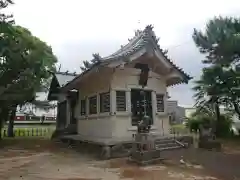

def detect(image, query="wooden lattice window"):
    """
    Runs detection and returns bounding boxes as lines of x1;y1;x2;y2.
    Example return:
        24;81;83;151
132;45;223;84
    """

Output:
156;94;164;112
80;99;86;115
116;91;126;111
100;92;110;113
89;96;97;114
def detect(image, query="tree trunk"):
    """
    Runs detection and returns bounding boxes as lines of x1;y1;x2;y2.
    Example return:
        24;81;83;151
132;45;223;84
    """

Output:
0;107;10;140
7;105;17;137
214;102;221;136
0;108;2;140
0;121;2;140
215;103;221;121
233;102;240;120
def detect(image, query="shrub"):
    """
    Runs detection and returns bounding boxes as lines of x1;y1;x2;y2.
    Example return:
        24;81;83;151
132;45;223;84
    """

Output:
215;114;232;137
186;113;232;137
186;114;212;133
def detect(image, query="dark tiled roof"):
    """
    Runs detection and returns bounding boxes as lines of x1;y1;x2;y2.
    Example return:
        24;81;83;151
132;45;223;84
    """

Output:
63;25;192;89
102;25;192;81
54;72;78;87
47;71;78;100
55;73;77;87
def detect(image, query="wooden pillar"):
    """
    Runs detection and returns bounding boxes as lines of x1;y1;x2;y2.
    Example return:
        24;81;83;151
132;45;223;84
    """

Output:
110;90;116;114
151;90;157;126
126;90;131;113
86;97;89;116
66;98;70;128
97;94;100;114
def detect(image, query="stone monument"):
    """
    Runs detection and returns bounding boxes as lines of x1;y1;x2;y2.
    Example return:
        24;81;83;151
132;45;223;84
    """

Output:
198;122;221;151
129;64;162;165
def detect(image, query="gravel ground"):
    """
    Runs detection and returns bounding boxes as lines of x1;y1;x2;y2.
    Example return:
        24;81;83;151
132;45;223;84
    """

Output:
0;138;239;180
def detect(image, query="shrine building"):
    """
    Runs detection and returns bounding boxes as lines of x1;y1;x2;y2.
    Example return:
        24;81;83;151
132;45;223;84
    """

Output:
48;25;191;143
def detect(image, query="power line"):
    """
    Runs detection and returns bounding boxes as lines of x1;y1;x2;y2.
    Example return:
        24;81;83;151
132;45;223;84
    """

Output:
166;39;193;50
134;20;193;51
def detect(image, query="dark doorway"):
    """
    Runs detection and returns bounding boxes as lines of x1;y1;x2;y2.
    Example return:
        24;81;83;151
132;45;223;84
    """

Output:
68;90;78;125
131;89;153;126
57;101;67;129
69;99;77;125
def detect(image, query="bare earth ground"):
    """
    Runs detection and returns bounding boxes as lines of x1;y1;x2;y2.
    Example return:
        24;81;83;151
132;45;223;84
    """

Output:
0;138;240;180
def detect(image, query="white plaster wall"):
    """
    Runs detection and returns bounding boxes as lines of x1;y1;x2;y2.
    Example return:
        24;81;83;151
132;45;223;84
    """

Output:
111;116;132;138
77;117;114;138
75;67;114;138
111;67;169;138
75;67;170;139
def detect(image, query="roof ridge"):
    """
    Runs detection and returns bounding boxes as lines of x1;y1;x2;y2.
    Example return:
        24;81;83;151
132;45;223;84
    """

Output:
107;25;155;57
55;71;78;76
140;25;192;81
103;31;144;60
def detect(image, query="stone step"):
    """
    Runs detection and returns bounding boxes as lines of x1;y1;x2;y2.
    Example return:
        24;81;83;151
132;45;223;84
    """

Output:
156;142;178;147
155;138;176;143
155;138;184;151
156;146;182;151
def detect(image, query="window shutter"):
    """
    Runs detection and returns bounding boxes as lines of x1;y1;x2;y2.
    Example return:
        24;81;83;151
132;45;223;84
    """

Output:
89;96;97;114
100;92;110;112
80;99;86;115
156;94;164;112
116;91;126;112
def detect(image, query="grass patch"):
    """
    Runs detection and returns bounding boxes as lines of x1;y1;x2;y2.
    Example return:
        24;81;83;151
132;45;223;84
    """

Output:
1;126;55;138
0;138;61;153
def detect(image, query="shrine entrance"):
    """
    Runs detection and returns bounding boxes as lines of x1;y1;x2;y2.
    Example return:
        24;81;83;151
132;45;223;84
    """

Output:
57;101;67;129
131;89;153;126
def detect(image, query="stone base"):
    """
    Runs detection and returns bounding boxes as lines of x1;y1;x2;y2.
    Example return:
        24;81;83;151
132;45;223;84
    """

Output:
133;133;156;149
198;140;222;151
129;149;163;165
51;125;77;140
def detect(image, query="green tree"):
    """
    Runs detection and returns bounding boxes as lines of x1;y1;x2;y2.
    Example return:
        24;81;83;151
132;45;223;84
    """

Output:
0;3;57;136
192;16;240;121
80;53;102;72
0;0;14;23
0;0;14;138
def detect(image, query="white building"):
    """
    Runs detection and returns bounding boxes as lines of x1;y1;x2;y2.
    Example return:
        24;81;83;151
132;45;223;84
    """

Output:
167;100;186;124
16;91;57;121
48;25;191;142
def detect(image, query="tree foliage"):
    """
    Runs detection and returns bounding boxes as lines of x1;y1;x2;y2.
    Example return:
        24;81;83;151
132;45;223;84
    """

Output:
0;0;14;23
0;25;57;104
0;1;58;136
80;53;102;72
192;16;240;120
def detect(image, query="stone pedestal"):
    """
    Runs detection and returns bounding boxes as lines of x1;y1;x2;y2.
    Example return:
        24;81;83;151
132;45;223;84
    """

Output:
198;126;222;151
129;133;162;165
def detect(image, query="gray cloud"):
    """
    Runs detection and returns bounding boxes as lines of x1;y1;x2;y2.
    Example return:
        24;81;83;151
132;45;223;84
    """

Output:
167;40;205;107
8;0;240;107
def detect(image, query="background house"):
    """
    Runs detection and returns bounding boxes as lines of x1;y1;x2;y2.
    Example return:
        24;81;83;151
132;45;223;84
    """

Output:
167;100;186;124
15;91;57;122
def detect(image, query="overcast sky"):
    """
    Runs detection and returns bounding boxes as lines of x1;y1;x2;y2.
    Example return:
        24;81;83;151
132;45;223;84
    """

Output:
5;0;240;106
